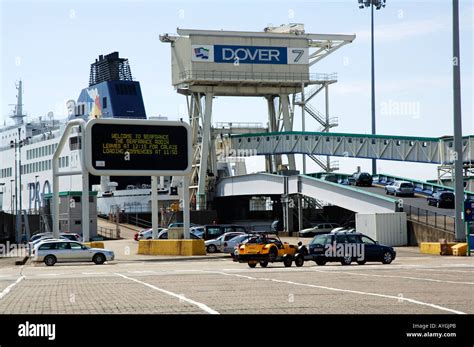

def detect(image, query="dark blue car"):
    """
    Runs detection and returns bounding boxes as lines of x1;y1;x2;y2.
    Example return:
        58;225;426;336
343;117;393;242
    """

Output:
427;191;455;209
307;231;396;266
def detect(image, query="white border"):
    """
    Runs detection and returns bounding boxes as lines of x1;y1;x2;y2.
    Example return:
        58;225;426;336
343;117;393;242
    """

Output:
85;118;192;176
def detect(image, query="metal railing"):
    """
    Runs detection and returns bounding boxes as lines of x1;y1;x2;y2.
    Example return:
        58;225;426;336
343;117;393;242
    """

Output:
125;214;152;229
97;226;120;239
214;122;265;129
178;70;337;83
405;205;455;234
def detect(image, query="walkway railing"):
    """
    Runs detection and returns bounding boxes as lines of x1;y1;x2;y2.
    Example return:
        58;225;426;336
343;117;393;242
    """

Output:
178;70;337;83
97;226;120;240
404;205;455;234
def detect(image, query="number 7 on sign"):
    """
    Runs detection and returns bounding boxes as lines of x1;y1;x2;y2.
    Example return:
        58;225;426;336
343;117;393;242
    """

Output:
291;49;304;63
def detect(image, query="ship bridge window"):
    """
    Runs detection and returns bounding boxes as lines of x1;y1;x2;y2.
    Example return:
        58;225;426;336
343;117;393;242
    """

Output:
116;83;137;96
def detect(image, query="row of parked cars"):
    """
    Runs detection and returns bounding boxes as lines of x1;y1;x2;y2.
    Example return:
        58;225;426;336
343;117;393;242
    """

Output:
134;223;248;243
324;171;455;209
230;227;396;268
27;232;115;266
200;224;396;268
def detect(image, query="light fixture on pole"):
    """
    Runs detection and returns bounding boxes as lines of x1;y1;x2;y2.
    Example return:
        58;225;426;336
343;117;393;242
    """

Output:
358;0;386;175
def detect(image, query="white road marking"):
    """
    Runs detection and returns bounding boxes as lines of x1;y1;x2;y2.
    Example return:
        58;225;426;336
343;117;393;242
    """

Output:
115;273;219;315
311;269;474;285
0;276;24;300
202;270;466;315
127;270;156;274
82;272;107;275
413;268;474;274
42;273;64;276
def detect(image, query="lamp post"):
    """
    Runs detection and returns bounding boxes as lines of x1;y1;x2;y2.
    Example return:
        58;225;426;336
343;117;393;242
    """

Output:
358;0;386;175
452;0;465;241
18;128;23;218
10;179;14;214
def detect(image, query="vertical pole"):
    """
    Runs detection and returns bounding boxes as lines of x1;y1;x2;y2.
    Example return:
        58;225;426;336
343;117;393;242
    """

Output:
466;222;471;256
298;195;303;233
80;124;90;242
325;84;331;171
81;171;89;242
301;82;306;174
281;95;296;170
52;161;59;238
14;140;20;243
371;3;377;176
453;0;465;241
151;176;158;238
197;93;213;210
34;176;38;214
10;180;13;214
183;175;190;239
18;129;22;219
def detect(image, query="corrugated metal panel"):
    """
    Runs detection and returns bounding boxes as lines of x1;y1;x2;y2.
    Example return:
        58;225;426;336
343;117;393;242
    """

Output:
356;213;407;246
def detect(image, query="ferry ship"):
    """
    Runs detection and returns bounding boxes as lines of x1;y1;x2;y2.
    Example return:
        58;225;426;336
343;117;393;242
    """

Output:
0;52;178;216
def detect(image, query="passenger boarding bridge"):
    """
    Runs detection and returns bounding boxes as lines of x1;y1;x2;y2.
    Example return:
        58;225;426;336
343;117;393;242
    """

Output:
231;131;474;165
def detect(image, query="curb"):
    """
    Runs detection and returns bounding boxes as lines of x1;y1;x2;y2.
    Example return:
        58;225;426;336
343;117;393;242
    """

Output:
113;254;231;263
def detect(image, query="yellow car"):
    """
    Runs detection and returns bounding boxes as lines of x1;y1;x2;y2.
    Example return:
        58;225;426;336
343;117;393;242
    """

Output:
234;232;306;268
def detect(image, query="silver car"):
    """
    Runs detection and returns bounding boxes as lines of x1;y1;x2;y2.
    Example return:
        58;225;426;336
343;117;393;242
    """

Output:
385;181;415;197
32;240;114;266
223;234;253;254
205;232;245;253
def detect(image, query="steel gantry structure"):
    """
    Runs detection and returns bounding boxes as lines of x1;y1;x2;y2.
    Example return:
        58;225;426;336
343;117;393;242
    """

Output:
160;25;355;209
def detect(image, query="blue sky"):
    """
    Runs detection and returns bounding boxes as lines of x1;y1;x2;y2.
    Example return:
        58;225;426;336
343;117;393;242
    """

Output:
1;0;473;179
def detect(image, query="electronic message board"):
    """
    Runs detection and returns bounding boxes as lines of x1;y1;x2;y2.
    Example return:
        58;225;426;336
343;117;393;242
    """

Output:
85;119;191;176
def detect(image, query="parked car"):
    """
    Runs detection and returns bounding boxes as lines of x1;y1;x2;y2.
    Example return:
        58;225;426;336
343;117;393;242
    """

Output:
385;181;415;197
224;234;254;255
204;232;246;253
59;233;82;242
28;235;69;255
299;223;340;238
427;191;455;208
351;172;373;187
156;229;201;239
30;232;82;243
134;228;165;241
168;222;200;229
321;174;338;183
190;227;205;238
32;240;115;266
234;232;306;268
307;230;396;266
202;225;248;241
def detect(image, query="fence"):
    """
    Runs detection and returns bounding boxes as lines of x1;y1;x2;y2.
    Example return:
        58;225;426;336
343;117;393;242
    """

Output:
405;205;455;234
97;226;120;240
125;214;152;229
